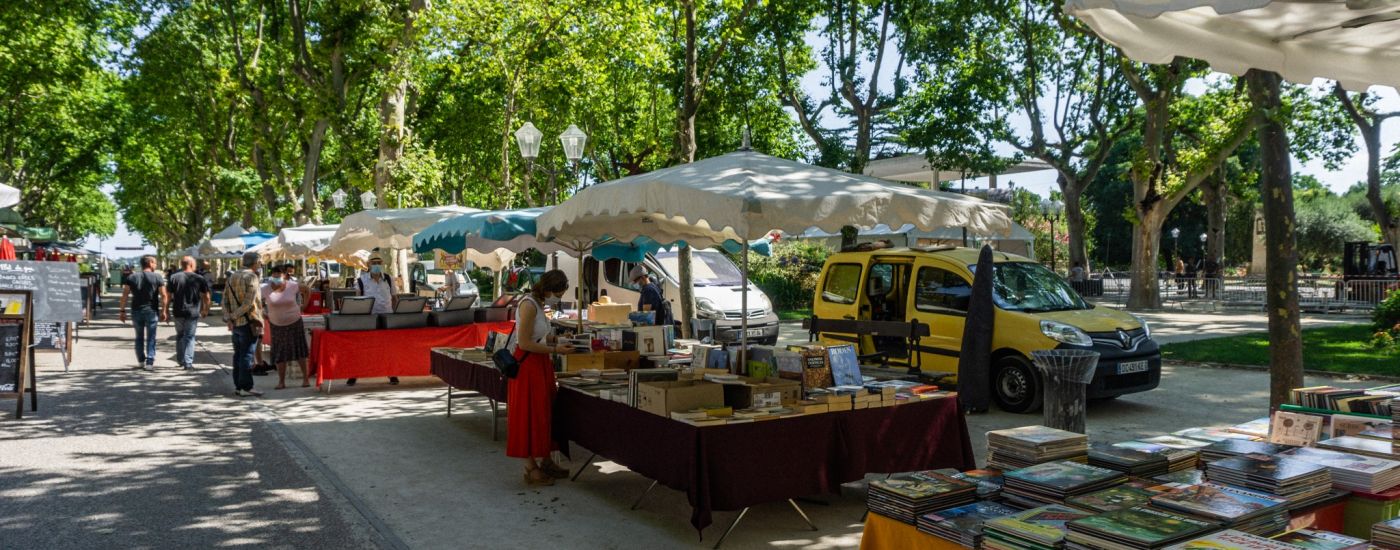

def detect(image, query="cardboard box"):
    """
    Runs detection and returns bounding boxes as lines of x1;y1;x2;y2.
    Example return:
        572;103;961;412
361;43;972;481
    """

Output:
560;352;606;372
588;303;634;324
624;326;674;356
636;380;726;417
721;377;804;409
603;350;640;371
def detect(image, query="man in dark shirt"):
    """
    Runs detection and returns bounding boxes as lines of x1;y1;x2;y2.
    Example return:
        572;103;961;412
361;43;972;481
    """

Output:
167;256;211;371
628;265;672;326
121;255;169;371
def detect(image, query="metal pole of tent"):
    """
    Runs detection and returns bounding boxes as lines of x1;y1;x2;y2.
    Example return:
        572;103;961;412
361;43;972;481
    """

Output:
740;240;749;350
576;242;586;334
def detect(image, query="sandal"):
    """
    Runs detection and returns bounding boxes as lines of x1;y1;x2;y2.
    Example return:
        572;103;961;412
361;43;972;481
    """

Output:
524;468;555;486
540;462;570;479
274;384;286;390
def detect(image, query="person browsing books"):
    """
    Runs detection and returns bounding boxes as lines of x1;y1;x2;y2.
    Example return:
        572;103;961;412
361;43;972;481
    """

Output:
628;265;671;326
509;269;574;486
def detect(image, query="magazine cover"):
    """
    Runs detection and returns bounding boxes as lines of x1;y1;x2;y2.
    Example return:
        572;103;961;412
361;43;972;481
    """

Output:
1271;528;1369;550
986;504;1093;544
991;425;1086;446
1148;483;1286;521
1068;506;1216;546
1005;461;1121;491
1281;446;1400;473
870;473;974;500
1162;529;1301;549
1065;485;1157;513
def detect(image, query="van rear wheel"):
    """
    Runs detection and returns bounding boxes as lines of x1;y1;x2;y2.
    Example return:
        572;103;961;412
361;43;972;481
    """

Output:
992;355;1042;414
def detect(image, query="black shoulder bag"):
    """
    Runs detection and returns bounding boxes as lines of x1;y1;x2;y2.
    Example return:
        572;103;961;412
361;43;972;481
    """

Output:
492;328;523;378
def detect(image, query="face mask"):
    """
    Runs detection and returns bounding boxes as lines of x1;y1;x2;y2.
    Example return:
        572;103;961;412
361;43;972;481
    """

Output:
370;265;383;274
545;295;561;306
270;277;284;286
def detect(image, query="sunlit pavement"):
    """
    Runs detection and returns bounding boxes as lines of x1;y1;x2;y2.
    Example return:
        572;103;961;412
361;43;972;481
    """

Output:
0;305;1374;550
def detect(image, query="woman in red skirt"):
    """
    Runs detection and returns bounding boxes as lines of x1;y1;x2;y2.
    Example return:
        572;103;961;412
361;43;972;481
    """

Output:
507;269;574;486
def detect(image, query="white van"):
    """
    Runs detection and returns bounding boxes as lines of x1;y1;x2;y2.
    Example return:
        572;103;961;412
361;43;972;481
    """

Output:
553;248;780;344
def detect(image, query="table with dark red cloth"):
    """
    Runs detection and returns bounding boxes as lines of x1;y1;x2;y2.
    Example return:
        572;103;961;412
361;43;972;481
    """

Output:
311;322;514;385
552;391;975;533
429;351;509;439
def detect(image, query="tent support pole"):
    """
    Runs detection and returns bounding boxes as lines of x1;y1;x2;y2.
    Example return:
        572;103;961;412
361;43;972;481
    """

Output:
740;240;749;352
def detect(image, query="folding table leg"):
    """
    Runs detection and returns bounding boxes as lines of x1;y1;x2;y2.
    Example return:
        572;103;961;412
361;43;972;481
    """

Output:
631;480;658;510
788;499;818;531
447;388;453;417
490;398;500;441
570;452;597;482
712;507;749;550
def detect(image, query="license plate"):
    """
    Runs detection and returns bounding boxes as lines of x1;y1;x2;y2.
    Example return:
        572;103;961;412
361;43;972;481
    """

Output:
1117;360;1148;374
746;328;765;337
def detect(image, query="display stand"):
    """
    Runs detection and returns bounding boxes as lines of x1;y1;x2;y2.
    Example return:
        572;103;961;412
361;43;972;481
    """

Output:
0;290;35;418
32;321;72;373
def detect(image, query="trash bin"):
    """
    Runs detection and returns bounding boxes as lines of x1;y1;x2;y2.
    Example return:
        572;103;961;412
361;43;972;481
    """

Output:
1031;349;1100;434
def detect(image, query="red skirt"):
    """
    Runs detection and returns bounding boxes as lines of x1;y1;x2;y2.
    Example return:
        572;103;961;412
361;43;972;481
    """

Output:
506;350;556;458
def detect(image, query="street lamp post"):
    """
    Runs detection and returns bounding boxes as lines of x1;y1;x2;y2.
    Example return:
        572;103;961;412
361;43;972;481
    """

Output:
514;122;588;204
1041;199;1064;274
331;189;347;210
1170;227;1181;265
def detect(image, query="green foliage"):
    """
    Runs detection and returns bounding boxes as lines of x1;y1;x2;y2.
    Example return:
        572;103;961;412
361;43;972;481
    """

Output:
1374;290;1400;333
1293;189;1373;270
741;240;830;312
1160;324;1396;375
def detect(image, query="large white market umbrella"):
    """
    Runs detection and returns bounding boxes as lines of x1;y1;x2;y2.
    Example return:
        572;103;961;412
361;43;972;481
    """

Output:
323;206;478;257
536;150;1014;348
0;184;20;209
1064;1;1400;91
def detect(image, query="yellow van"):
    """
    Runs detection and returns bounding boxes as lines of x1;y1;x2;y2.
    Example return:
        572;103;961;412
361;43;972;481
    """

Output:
812;246;1160;413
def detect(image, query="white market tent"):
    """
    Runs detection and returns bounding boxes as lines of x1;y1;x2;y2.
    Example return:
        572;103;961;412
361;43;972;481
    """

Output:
0;184;19;209
796;222;1037;258
536;150;1015;346
1064;0;1400;91
323;206;479;257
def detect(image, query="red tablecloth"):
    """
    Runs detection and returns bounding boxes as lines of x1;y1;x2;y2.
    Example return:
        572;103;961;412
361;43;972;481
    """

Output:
553;392;974;533
312;322;514;384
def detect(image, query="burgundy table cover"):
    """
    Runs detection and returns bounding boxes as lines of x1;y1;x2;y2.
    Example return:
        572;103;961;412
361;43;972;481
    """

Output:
429;352;508;402
553;392;975;532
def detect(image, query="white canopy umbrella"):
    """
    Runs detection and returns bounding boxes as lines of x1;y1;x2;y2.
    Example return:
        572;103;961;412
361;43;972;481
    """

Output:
323;206;478;257
0;184;19;209
536;150;1015;347
1065;1;1400;91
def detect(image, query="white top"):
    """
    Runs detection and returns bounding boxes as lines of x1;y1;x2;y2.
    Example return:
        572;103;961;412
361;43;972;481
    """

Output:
508;296;551;354
357;272;395;315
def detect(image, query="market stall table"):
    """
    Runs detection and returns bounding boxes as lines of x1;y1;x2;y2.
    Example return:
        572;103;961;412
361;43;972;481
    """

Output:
859;512;961;550
553;390;974;546
311;322;513;389
429;350;508;440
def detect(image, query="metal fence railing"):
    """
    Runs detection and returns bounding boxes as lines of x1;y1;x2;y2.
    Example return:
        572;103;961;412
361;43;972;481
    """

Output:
1080;271;1398;313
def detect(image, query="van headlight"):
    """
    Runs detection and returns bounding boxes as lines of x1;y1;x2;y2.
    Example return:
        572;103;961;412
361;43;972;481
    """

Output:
696;298;724;320
1040;320;1092;346
1131;314;1151;338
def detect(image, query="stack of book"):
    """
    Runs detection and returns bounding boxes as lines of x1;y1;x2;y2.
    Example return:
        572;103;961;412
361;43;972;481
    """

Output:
1111;441;1199;472
916;501;1020;547
1152;469;1205;486
1065;484;1160;513
1356;424;1396;442
1204;455;1332;509
1373;517;1400;548
1225;417;1272;439
952;469;1006;501
866;471;978;524
1002;461;1126;508
1292;386;1367;410
1172;427;1257;443
1271;528;1369;549
1292;384;1400;415
1162;529;1301;549
1064;506;1218;550
1088;443;1170;477
981;504;1094;550
1317;435;1400;461
1198;439;1293;464
1280;446;1400;492
988;426;1089;470
1148;482;1290;536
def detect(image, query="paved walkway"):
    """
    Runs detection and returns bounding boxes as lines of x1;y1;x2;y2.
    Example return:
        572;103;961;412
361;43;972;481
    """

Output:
0;306;1377;549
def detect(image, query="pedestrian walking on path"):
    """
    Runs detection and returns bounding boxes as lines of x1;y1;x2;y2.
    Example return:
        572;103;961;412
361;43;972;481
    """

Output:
167;255;211;370
262;265;310;389
120;255;167;370
223;251;264;397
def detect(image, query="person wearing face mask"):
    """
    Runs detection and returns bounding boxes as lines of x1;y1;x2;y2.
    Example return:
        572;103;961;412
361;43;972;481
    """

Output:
350;252;399;386
508;269;574;486
262;265;310;389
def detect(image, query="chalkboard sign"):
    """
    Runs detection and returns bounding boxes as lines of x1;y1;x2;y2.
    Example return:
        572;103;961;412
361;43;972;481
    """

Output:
33;321;65;350
0;322;20;393
0;261;83;322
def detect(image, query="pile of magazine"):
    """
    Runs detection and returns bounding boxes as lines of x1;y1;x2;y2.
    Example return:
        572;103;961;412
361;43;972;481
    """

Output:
1087;443;1169;477
1002;461;1125;508
915;501;1019;547
1280;446;1400;493
1064;483;1161;514
1317;435;1400;461
1204;455;1332;509
987;426;1089;470
1147;482;1289;536
1109;440;1198;473
865;471;977;525
1160;529;1307;550
981;504;1094;550
1064;506;1217;549
1197;440;1294;464
1374;517;1400;548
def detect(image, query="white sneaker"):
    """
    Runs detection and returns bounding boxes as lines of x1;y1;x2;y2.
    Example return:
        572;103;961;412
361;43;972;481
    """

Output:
245;389;263;397
141;364;153;372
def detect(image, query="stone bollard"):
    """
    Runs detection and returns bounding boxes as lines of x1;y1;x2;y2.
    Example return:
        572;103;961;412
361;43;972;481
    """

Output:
1031;350;1100;434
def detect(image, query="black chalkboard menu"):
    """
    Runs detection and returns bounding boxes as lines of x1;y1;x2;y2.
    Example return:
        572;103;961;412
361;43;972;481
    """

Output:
0;321;20;393
32;321;65;351
0;261;83;322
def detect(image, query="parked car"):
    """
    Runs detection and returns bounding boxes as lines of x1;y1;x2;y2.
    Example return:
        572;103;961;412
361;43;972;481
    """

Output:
812;246;1161;413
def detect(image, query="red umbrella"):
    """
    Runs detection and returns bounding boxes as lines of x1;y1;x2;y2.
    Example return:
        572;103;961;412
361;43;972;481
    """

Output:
0;237;15;260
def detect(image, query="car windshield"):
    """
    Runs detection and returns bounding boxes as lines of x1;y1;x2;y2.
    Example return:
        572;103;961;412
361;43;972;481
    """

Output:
971;261;1088;312
655;250;743;286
